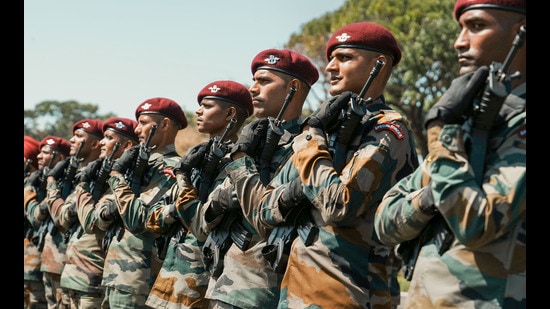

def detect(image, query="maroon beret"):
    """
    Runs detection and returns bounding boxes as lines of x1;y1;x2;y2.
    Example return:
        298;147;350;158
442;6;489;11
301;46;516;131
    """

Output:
251;48;319;87
197;80;254;116
454;0;526;20
326;22;401;67
135;97;188;130
102;117;139;142
72;119;104;138
24;136;41;169
40;135;71;157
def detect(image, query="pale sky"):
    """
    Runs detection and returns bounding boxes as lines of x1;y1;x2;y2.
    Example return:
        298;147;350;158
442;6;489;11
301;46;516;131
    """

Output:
24;0;345;120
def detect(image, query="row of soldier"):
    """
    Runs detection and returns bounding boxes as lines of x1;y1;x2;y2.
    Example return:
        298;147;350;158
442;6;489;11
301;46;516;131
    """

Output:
24;1;526;308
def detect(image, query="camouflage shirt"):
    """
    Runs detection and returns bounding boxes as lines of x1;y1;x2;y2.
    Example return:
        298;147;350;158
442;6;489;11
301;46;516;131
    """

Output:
24;186;44;282
259;99;419;309
101;144;180;296
58;181;110;294
200;117;302;309
143;156;225;309
374;86;526;308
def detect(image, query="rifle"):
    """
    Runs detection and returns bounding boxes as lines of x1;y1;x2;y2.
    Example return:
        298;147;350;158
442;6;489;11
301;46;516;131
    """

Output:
261;205;318;273
469;25;526;185
130;124;157;194
101;200;124;253
61;140;85;199
201;209;241;279
197;118;237;203
92;142;121;202
37;151;57;202
259;87;296;185
397;214;453;281
60;141;87;243
330;59;384;173
33;152;58;251
195;118;254;268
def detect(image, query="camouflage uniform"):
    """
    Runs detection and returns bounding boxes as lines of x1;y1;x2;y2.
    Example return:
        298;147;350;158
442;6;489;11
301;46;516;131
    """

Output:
374;86;526;308
259;99;418;308
41;179;77;309
144;156;230;309
57;181;110;308
201;118;301;308
100;144;180;308
24;185;48;309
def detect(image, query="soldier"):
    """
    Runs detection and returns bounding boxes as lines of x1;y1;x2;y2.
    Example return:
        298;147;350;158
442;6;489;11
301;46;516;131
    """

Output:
99;97;188;308
42;119;104;309
374;0;526;307
200;48;319;308
24;136;41;180
145;80;253;309
59;117;139;308
25;136;71;309
24;135;49;309
255;22;419;308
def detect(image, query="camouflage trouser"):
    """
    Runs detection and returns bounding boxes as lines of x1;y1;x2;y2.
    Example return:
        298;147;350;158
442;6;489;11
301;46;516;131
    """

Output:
66;289;104;309
103;286;148;309
24;280;47;309
42;272;62;309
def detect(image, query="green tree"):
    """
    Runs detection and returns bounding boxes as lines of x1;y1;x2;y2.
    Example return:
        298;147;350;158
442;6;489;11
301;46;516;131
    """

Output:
24;100;200;145
285;0;459;157
24;100;116;141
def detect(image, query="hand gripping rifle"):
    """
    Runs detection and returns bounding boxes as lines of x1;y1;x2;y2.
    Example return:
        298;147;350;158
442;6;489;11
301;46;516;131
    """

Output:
259;87;296;185
36;151;58;202
197;118;237;203
61;141;87;243
330;59;384;173
61;140;85;199
469;25;526;185
156;120;237;259
33;152;58;250
92;142;121;202
131;124;157;194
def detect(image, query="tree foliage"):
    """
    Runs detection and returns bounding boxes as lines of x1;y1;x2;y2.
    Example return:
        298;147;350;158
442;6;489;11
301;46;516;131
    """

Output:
285;0;459;156
24;100;115;141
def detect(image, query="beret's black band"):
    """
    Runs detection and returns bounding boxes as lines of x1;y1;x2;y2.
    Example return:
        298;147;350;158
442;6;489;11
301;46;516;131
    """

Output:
139;111;184;128
256;66;312;87
105;127;138;143
332;44;396;62
459;4;526;16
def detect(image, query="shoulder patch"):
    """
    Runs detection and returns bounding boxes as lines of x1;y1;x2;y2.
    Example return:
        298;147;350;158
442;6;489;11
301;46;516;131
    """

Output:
517;124;526;139
158;166;176;179
374;122;405;139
